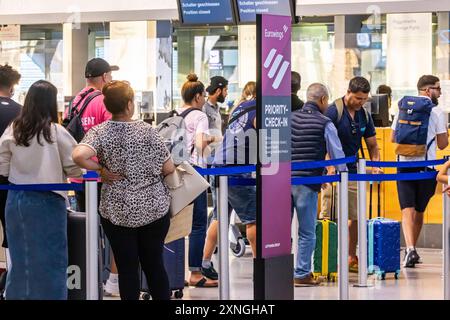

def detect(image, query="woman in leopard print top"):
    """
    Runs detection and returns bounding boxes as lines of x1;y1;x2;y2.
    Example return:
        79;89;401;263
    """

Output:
72;81;175;300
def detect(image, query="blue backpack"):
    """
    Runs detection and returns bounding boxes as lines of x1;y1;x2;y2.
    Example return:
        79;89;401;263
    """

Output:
394;96;435;158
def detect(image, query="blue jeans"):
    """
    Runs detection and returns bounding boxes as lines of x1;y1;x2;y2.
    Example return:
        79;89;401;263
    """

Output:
5;191;68;300
189;190;207;272
291;185;318;279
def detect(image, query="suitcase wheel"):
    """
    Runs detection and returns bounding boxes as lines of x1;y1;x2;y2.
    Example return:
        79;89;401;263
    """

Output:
231;238;246;257
141;292;151;300
174;290;183;299
394;271;400;280
376;272;386;280
328;273;337;282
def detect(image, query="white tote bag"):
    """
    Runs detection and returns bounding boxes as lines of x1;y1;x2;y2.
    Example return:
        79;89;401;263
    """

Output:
165;204;194;243
164;162;210;216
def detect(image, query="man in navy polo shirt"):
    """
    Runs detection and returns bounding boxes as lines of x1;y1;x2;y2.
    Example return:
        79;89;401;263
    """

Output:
325;76;381;273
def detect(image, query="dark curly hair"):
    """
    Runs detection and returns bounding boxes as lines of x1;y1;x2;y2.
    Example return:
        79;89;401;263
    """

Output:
0;64;21;90
348;76;371;94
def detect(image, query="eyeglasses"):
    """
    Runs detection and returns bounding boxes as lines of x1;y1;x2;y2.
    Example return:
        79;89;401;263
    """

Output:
420;86;441;91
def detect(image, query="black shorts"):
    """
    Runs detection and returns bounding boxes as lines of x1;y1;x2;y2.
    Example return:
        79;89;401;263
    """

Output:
396;167;437;212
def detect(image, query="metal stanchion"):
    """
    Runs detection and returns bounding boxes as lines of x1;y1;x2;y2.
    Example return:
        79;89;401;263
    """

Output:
444;169;450;300
218;176;230;300
354;159;371;288
338;171;349;300
86;180;99;300
291;208;299;262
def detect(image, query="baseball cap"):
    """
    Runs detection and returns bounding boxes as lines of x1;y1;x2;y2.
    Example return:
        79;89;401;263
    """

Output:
85;58;119;78
206;76;228;94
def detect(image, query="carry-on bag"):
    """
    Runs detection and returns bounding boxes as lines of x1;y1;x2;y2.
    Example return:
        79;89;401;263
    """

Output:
367;182;401;280
67;210;104;299
141;238;185;300
313;183;338;282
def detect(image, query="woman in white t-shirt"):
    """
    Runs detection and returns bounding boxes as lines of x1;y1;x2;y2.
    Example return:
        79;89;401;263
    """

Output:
177;74;218;287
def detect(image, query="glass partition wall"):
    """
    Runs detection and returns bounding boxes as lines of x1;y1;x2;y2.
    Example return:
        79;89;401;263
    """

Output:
1;12;448;120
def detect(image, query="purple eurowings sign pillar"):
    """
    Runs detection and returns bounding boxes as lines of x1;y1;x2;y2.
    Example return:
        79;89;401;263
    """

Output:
254;13;293;300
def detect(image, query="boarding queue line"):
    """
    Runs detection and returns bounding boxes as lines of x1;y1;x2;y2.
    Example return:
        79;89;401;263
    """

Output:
0;158;449;301
200;157;450;301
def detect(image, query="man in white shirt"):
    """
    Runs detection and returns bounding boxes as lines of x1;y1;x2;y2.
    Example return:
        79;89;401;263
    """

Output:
391;75;448;268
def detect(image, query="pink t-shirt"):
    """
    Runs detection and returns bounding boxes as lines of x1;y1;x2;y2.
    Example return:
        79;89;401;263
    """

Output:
65;87;112;182
176;107;209;168
64;87;112;132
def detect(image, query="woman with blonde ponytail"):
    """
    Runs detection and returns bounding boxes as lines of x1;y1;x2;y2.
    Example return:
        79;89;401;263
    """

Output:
229;81;256;116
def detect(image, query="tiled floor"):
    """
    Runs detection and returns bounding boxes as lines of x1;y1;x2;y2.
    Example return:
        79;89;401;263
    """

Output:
2;247;445;300
172;247;447;300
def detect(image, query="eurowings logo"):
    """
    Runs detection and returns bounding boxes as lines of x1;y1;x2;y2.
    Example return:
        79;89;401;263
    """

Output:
264;48;290;90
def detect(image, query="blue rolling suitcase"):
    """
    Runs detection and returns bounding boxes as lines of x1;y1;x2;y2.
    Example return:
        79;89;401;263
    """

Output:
141;238;185;300
367;182;401;280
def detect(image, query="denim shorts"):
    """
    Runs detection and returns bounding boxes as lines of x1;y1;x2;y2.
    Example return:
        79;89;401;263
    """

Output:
212;172;256;225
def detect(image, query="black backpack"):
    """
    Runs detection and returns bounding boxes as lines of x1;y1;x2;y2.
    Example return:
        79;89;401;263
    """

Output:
62;89;102;143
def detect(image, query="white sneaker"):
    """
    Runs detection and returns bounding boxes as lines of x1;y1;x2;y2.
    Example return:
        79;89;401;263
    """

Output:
104;279;120;297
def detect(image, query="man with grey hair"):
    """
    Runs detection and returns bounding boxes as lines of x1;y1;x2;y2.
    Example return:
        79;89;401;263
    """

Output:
291;83;347;286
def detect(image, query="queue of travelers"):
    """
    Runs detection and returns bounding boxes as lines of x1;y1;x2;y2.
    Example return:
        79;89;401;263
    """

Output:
0;58;448;298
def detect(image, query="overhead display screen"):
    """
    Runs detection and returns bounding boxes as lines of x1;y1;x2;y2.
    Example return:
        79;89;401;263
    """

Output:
236;0;294;23
178;0;235;25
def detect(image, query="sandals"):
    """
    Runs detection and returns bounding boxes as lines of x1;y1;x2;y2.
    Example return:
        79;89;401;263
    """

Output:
349;259;359;273
188;277;218;288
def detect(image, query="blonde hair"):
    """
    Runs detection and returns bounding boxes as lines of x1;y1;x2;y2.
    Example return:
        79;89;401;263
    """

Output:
234;81;256;108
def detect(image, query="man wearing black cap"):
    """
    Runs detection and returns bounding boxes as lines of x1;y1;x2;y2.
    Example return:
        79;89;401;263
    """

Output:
64;58;120;297
64;58;119;133
203;76;228;136
200;76;229;281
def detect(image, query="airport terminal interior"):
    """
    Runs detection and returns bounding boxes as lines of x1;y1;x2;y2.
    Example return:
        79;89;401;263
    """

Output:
1;0;450;301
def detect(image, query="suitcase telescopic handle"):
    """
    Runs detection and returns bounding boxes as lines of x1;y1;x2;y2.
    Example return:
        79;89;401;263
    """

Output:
369;182;373;220
369;181;381;220
331;183;335;222
377;181;381;218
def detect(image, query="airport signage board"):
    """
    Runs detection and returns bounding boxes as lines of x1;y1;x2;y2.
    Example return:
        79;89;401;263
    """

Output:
178;0;235;25
237;0;294;23
257;14;292;259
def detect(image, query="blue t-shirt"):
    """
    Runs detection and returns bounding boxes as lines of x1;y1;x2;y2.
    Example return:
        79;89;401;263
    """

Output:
325;98;376;173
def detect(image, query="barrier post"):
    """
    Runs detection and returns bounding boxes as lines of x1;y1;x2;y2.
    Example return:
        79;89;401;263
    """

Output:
444;169;450;300
338;171;349;300
85;179;99;300
354;159;371;288
218;176;230;300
